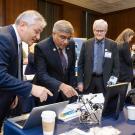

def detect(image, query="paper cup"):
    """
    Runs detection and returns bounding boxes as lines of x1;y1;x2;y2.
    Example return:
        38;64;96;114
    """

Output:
127;106;135;120
41;110;56;135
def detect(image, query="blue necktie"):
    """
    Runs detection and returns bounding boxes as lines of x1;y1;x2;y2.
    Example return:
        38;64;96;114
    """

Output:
95;41;104;74
59;48;67;73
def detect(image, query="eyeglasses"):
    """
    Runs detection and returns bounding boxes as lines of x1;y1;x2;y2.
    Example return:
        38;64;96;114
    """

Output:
57;33;71;42
94;30;105;33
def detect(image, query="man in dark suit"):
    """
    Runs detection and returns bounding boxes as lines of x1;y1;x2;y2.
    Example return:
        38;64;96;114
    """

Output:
34;20;78;105
0;10;53;130
77;19;119;95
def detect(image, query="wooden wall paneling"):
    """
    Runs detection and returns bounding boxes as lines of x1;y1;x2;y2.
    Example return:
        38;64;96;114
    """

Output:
83;11;101;38
63;4;83;37
45;0;102;38
3;0;135;42
0;0;5;25
38;0;63;40
5;0;38;25
101;8;135;41
39;0;86;38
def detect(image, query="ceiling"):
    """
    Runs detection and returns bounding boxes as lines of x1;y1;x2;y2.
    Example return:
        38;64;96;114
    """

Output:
62;0;135;13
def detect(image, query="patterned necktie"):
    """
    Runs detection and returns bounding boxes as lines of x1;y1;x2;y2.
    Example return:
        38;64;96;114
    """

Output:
59;48;68;73
18;43;23;80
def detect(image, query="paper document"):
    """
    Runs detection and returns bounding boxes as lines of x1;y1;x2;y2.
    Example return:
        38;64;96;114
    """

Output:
25;74;35;80
59;128;87;135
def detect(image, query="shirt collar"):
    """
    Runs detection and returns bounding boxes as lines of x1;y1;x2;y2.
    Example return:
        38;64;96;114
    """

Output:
12;24;21;45
55;45;66;52
95;38;105;44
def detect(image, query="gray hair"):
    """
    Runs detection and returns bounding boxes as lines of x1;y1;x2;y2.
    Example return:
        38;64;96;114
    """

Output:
15;10;47;28
53;20;74;34
93;19;108;31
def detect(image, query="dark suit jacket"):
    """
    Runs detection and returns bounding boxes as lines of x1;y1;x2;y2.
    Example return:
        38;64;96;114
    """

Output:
0;25;32;96
118;42;133;82
34;36;76;97
0;25;32;122
78;38;119;90
25;53;36;75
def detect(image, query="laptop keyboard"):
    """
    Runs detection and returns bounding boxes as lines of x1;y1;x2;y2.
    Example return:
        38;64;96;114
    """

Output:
16;119;26;127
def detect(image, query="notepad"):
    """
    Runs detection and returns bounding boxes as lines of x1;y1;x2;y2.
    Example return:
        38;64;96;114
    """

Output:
59;128;87;135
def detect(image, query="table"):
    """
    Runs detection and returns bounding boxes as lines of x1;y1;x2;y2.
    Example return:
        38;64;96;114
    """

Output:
3;108;135;135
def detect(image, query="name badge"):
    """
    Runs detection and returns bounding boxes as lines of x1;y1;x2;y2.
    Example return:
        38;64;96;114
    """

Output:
104;51;112;58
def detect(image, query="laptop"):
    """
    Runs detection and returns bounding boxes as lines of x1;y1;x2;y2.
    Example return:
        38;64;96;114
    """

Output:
7;101;69;129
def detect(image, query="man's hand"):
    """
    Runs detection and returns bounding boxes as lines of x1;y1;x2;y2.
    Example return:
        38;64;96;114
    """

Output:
59;83;78;97
77;83;84;92
107;76;118;86
31;84;53;102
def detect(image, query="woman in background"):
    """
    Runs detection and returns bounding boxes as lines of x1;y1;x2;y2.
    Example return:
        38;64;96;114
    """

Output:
131;44;135;88
115;28;134;88
131;44;135;64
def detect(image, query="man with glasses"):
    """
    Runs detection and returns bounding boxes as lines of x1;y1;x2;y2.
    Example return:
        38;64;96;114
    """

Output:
77;19;119;95
34;20;78;105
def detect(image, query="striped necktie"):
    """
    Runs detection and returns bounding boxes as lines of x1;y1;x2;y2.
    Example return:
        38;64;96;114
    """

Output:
59;48;68;73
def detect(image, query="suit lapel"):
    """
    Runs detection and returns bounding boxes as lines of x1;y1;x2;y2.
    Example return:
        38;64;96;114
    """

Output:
91;40;95;62
103;39;110;65
49;39;63;73
7;25;18;52
87;39;94;67
7;25;19;77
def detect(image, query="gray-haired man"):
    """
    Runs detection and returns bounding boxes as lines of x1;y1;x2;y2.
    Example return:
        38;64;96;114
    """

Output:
34;20;78;106
0;10;53;129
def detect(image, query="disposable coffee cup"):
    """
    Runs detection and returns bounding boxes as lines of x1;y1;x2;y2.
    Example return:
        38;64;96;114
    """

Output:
127;106;135;120
41;110;56;135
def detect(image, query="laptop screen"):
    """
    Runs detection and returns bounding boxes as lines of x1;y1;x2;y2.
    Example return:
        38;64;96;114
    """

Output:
102;82;128;119
8;101;69;129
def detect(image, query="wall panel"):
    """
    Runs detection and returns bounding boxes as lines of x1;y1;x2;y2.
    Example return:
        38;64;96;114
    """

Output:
2;0;135;42
63;4;83;37
38;0;63;39
101;8;135;43
0;0;5;25
5;0;37;25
